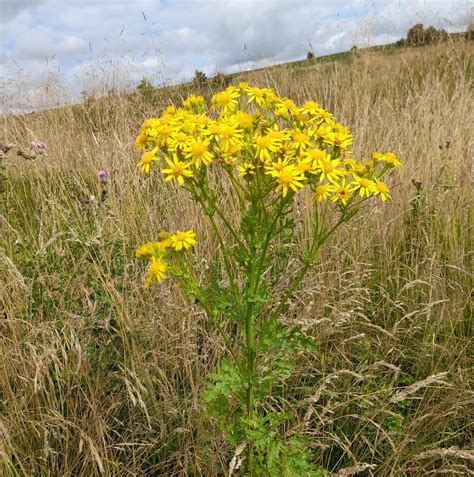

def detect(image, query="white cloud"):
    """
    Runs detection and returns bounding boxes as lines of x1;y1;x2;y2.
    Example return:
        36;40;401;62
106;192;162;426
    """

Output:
0;0;472;112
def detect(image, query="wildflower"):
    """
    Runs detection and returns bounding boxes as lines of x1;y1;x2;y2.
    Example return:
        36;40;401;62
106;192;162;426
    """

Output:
373;177;392;202
33;141;47;152
352;176;376;198
316;157;345;182
135;133;148;151
219;124;243;152
211;89;239;114
314;183;335;202
234;111;254;130
237;162;256;177
265;157;291;177
145;256;167;286
324;130;353;149
183;95;205;111
383;152;402;168
295;157;314;174
168;131;192;152
331;179;355;205
301;101;320;116
274;165;305;198
247;87;266;106
97;170;109;182
184;138;213;167
137;147;159;174
290;131;312;150
171;230;196;251
161;154;193;185
254;134;281;162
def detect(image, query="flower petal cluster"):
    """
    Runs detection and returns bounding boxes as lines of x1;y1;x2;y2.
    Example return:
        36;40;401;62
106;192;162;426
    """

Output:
136;230;196;285
135;84;399;205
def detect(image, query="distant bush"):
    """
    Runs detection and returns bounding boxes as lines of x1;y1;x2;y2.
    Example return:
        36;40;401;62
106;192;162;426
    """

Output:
406;23;449;47
136;77;157;104
192;70;208;87
307;51;315;60
211;71;229;88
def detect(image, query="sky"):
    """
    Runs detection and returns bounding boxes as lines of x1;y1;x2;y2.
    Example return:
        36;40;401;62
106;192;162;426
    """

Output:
0;0;472;111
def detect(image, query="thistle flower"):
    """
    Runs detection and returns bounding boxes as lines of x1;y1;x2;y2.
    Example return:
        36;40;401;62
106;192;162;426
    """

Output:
97;170;109;182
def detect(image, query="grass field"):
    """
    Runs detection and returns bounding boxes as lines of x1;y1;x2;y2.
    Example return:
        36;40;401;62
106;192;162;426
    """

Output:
1;41;473;476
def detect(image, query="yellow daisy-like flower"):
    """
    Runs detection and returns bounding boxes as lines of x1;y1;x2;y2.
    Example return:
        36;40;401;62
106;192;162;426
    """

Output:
183;95;205;111
290;131;312;150
373;177;392;202
161;154;193;185
168;131;192;152
237;162;256;177
324;130;353;149
145;256;167;286
274;165;306;198
254;134;281;162
314;183;335;202
211;88;240;114
264;157;291;177
331;179;355;205
137;147;159;174
296;156;315;174
383;152;402;168
352;176;376;198
219;124;243;152
135;132;149;151
316;157;346;183
247;87;266;106
234;111;254;130
171;230;196;251
301;101;320;116
135;240;171;260
184;138;213;167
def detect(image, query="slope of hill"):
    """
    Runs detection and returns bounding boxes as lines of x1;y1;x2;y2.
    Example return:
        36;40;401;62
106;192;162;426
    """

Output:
1;40;473;476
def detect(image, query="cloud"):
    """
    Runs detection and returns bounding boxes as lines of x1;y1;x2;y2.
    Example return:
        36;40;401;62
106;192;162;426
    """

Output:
0;0;44;24
0;0;472;112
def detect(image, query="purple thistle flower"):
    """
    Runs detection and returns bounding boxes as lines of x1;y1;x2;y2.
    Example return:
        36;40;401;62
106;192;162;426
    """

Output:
33;141;47;151
97;170;109;182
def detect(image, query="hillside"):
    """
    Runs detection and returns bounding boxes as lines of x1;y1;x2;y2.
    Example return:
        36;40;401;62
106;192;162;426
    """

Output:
1;40;473;476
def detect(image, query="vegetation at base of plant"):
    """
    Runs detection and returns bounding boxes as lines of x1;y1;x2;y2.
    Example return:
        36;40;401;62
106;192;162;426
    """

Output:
134;85;401;474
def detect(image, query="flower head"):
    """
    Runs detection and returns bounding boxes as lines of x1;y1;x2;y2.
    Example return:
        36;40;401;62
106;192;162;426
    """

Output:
161;154;193;185
171;230;196;251
97;170;109;182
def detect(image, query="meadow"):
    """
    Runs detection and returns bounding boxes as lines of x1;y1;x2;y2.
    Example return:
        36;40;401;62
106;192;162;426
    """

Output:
0;41;473;476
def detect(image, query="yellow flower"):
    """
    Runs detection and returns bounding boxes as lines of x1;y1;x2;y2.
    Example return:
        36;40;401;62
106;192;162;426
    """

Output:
352;176;376;198
135;132;149;151
211;88;240;113
315;157;345;182
331;179;355;205
145;256;167;286
168;131;192;152
135;240;171;260
274;165;305;197
183;95;205;111
373;177;392;202
247;87;266;106
219;124;243;152
290;131;312;150
383;152;402;168
184;138;213;167
314;183;335;202
324;130;353;149
254;134;281;162
237;162;256;177
296;156;315;174
161;154;193;185
171;230;196;251
137;147;159;174
234;111;254;130
264;157;291;177
301;101;320;116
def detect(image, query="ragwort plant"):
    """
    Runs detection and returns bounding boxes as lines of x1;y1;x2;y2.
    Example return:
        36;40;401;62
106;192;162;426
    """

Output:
134;84;401;476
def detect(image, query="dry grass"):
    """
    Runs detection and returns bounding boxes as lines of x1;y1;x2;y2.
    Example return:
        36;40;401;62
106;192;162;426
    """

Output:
1;42;473;476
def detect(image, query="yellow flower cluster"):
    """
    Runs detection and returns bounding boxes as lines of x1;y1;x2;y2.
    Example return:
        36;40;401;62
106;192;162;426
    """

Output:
136;230;196;285
135;83;400;204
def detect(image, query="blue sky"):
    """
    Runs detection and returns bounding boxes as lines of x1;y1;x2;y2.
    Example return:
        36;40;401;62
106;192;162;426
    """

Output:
0;0;472;110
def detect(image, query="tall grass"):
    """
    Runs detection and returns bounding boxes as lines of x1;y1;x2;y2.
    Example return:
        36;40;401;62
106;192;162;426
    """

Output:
1;42;472;476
